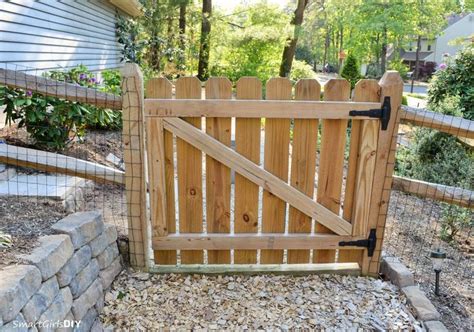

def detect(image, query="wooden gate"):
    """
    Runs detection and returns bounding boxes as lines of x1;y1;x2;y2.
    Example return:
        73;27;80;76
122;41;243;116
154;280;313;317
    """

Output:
121;64;403;276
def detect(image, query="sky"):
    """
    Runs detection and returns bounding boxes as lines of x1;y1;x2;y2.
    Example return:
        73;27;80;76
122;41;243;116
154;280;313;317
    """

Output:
213;0;290;13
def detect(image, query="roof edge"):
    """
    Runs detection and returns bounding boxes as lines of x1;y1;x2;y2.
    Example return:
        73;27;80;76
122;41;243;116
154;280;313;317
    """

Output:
109;0;143;17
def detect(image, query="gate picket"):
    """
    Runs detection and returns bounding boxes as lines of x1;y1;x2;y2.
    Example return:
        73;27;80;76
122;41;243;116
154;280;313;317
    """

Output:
288;79;320;264
176;77;204;264
339;80;380;264
205;78;232;264
261;78;292;264
234;77;262;264
146;78;176;265
314;79;350;263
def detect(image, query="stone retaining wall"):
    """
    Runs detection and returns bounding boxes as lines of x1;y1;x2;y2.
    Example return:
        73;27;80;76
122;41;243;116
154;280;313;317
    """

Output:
0;211;122;332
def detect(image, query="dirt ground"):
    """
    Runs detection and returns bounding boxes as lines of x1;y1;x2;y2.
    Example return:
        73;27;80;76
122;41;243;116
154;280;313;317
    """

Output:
385;190;473;331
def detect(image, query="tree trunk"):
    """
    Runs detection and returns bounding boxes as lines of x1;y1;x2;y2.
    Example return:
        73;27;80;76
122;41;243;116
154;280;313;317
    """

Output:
178;2;187;73
323;28;330;71
380;27;388;75
279;0;309;77
197;0;212;81
338;27;344;73
410;35;422;93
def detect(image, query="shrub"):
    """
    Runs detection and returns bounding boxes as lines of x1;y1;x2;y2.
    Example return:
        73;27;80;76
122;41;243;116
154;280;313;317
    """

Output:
388;59;410;80
428;46;474;120
290;60;316;81
341;53;361;89
0;65;122;150
439;204;473;243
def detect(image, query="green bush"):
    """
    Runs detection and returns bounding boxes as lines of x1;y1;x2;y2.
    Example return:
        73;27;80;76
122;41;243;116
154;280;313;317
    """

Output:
428;46;474;120
388;59;410;80
290;60;316;81
341;53;361;89
439;204;473;243
0;65;122;150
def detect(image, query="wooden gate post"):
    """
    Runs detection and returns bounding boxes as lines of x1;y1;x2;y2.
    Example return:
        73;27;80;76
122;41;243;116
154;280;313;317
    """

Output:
121;63;150;269
363;71;403;276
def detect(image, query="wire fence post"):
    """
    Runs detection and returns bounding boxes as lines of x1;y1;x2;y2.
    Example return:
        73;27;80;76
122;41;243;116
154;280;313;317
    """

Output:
362;71;404;276
121;63;150;269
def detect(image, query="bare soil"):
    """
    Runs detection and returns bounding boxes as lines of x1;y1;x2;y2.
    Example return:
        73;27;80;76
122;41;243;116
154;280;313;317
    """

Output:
385;190;473;331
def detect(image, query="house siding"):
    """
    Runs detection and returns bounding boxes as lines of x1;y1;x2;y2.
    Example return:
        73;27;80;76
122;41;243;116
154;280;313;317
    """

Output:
0;0;124;74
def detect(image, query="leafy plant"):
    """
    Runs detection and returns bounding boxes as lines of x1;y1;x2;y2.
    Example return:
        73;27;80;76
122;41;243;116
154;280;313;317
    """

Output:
341;53;360;89
439;204;473;243
428;46;474;120
290;60;316;81
389;59;410;80
0;231;13;249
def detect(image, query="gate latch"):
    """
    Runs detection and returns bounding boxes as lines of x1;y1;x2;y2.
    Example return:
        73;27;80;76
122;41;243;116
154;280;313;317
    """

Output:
349;96;391;131
339;229;377;257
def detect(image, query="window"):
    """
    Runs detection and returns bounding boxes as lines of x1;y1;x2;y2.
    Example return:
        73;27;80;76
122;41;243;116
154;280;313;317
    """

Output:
427;44;431;51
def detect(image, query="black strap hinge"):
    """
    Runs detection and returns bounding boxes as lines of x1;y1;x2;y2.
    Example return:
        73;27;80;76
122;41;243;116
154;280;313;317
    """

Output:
339;229;377;257
349;96;391;131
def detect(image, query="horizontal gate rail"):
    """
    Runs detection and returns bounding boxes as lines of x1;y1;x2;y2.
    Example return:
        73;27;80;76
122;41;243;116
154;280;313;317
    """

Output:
145;99;381;119
153;233;365;250
149;263;361;275
162;117;353;235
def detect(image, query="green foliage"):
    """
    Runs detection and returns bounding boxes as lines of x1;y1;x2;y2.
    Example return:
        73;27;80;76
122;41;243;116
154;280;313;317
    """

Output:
340;53;360;89
209;2;290;83
0;86;89;150
401;95;408;106
290;60;316;81
439;204;473;243
0;65;122;150
0;231;12;249
388;59;410;80
428;46;474;120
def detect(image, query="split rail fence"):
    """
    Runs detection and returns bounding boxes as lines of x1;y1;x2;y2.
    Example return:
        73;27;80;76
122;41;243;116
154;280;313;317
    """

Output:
1;65;472;276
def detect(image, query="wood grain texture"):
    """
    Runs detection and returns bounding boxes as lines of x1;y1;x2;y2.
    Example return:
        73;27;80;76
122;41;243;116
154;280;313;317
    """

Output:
163;118;352;235
261;78;292;264
175;76;204;264
0;144;124;184
339;80;380;263
145;99;380;119
314;79;350;263
234;77;262;264
153;234;365;250
121;63;149;268
145;78;176;265
205;77;232;264
392;176;474;208
288;79;320;264
364;71;403;275
0;68;121;109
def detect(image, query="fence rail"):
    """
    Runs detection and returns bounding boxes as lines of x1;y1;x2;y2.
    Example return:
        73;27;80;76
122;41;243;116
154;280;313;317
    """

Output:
0;68;122;110
400;106;474;139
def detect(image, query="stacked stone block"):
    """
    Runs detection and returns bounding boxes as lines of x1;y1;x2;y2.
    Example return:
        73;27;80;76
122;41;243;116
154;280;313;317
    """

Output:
0;211;122;332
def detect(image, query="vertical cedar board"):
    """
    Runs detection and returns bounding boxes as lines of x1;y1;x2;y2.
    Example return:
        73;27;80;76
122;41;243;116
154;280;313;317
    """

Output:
234;77;262;264
287;79;320;263
261;78;292;264
205;77;232;264
364;71;403;275
176;77;204;264
339;80;380;264
314;79;350;263
146;78;177;265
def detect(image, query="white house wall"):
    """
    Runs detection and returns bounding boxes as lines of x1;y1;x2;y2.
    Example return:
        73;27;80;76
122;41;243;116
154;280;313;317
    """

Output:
428;13;474;64
0;0;124;74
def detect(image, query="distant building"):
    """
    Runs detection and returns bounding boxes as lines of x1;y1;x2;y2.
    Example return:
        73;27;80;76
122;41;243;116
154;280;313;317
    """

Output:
389;12;473;77
0;0;142;74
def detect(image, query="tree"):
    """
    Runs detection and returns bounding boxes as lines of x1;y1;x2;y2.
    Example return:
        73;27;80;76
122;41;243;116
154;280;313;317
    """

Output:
279;0;309;77
341;53;360;89
197;0;212;81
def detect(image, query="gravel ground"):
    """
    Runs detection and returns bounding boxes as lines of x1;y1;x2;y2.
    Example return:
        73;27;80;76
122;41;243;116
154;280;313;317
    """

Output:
101;270;422;330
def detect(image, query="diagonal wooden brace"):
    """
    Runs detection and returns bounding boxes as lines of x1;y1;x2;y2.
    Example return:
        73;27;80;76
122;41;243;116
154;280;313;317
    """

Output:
162;117;353;236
